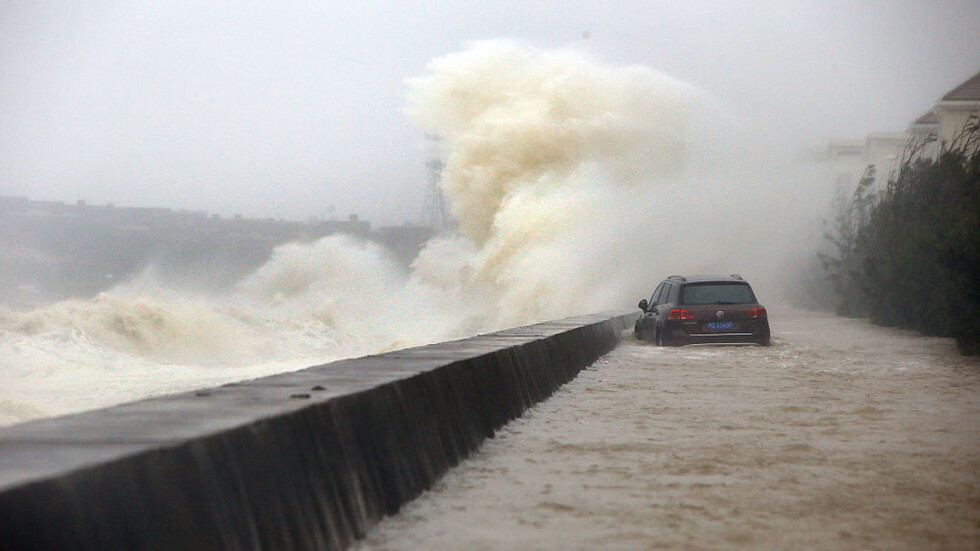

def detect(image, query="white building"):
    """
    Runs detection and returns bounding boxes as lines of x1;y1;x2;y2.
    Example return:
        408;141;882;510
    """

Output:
815;132;908;190
908;70;980;156
862;132;910;165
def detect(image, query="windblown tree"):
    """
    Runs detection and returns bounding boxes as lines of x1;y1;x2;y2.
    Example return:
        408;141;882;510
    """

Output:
816;114;980;354
818;166;878;317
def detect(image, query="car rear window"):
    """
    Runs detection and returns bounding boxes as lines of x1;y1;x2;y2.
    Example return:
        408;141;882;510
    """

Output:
681;283;754;305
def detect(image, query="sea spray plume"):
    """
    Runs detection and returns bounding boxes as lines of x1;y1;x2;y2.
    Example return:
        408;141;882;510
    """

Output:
237;235;408;349
237;234;482;352
406;40;697;325
407;40;691;245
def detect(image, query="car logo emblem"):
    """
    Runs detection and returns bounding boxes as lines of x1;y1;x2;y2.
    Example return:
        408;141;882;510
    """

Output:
715;310;725;319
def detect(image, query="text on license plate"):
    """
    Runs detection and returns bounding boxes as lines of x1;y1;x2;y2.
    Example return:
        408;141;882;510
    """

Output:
707;321;734;330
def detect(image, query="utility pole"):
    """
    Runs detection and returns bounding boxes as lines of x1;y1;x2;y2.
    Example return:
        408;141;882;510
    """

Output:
421;134;452;232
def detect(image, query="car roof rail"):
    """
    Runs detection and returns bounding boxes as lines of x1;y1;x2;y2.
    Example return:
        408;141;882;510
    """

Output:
668;275;687;282
730;273;743;280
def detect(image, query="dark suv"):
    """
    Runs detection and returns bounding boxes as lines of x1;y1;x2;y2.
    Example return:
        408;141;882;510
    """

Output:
635;275;770;346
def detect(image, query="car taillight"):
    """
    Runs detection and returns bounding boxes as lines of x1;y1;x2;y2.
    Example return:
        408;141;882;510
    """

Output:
668;309;696;320
746;307;767;319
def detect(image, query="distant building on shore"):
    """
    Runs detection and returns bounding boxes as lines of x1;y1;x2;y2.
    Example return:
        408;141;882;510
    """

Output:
0;195;433;305
0;195;371;235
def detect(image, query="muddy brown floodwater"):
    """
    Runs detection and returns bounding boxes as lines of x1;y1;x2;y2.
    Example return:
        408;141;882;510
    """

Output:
355;308;980;550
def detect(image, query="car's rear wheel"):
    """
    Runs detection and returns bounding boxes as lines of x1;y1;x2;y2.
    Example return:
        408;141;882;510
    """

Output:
655;328;664;346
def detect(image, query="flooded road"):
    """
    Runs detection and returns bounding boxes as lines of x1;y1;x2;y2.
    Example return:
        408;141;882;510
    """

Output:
356;309;980;550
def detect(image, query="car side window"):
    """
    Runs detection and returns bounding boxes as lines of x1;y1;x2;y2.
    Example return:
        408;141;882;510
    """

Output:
653;283;668;306
649;282;665;306
667;283;679;304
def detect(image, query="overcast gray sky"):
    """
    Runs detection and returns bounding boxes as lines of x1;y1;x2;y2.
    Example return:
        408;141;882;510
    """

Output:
2;0;979;225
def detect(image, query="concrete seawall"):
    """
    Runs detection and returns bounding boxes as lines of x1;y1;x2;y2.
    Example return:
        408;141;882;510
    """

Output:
0;310;637;550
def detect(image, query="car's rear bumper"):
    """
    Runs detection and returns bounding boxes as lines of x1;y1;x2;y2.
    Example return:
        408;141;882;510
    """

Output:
685;332;762;345
665;322;770;346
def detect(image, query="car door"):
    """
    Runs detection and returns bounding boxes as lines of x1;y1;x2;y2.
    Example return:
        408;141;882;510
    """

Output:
638;282;666;333
651;282;673;324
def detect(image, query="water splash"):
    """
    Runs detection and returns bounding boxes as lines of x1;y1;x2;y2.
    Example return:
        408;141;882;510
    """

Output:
406;40;708;327
4;40;805;424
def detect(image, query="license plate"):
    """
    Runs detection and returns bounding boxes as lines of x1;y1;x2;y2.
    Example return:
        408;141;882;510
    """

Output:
707;321;734;330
